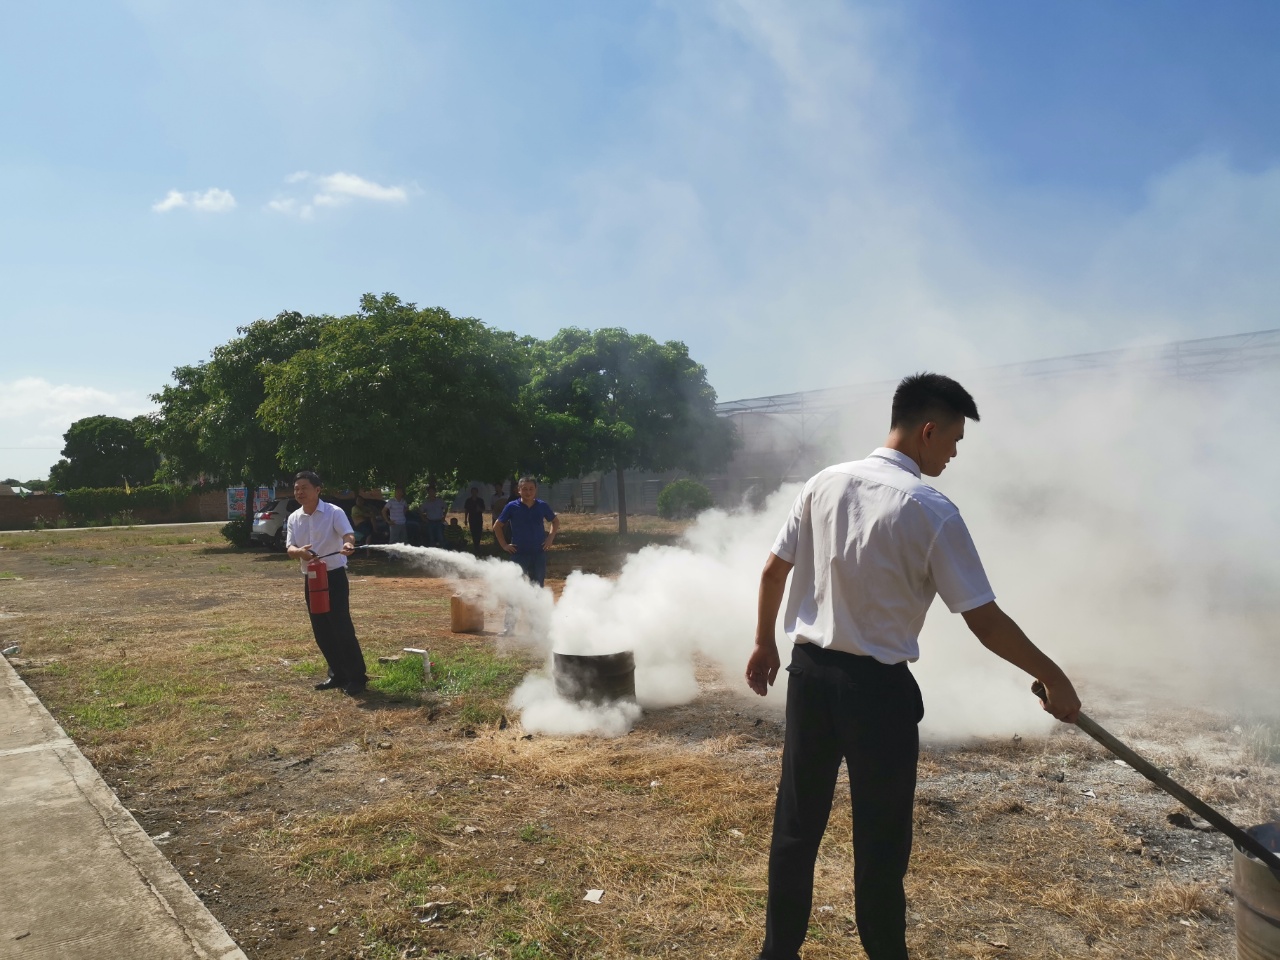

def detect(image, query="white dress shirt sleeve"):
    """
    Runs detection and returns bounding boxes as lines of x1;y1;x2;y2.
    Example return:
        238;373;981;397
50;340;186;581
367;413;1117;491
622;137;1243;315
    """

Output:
332;505;354;538
770;489;806;564
929;514;996;613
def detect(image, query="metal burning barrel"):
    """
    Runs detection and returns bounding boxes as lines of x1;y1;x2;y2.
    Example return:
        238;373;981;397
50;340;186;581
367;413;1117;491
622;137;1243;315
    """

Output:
1236;821;1280;960
553;651;636;705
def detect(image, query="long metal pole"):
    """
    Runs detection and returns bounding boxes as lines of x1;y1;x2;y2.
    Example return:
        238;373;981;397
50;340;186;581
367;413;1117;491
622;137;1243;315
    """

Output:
1032;683;1280;872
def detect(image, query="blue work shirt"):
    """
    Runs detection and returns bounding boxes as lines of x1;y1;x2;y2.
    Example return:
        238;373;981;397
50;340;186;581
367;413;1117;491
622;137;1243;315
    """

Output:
497;498;557;554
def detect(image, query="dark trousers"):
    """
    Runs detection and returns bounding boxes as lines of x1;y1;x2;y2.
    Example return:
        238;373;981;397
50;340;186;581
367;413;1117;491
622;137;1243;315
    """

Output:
468;516;484;549
303;567;367;685
513;551;547;587
761;643;923;960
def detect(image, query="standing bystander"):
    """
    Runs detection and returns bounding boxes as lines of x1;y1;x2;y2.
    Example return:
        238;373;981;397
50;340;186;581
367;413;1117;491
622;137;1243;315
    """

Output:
286;471;368;696
490;483;509;525
382;485;409;544
421;484;448;548
463;485;487;550
745;373;1080;960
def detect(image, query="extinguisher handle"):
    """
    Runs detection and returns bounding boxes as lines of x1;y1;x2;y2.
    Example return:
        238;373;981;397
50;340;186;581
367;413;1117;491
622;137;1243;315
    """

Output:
310;546;366;560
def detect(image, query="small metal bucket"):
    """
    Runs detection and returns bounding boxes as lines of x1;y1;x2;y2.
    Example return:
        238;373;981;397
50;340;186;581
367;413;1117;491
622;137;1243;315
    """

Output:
553;652;636;705
1235;821;1280;960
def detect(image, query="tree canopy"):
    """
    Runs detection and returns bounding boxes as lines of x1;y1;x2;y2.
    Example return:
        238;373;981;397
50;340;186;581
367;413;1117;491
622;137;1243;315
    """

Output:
259;293;530;489
151;310;329;488
145;295;735;536
524;327;737;533
48;415;160;491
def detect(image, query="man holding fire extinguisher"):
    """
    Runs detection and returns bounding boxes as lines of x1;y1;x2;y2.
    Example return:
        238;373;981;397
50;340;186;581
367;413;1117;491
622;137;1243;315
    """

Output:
286;470;368;696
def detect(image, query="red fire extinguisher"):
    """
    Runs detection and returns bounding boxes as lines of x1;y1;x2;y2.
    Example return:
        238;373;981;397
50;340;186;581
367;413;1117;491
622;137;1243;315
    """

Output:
306;558;330;615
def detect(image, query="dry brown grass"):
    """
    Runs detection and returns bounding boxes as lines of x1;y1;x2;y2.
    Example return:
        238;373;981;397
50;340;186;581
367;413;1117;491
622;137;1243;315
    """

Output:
0;519;1272;959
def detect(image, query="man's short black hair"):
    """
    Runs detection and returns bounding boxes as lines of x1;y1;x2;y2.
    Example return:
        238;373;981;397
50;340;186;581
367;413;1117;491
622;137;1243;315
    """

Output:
517;475;538;487
890;373;979;430
295;470;323;488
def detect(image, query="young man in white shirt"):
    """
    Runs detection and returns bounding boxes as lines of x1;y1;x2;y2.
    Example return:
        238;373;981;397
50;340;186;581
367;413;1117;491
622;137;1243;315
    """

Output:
286;471;368;696
746;373;1080;960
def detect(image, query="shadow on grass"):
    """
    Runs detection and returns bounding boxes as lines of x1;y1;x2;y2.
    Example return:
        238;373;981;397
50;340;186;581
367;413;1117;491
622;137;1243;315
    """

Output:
549;530;682;577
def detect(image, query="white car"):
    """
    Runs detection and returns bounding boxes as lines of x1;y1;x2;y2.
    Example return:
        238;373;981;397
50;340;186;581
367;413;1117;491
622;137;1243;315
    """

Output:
249;498;298;550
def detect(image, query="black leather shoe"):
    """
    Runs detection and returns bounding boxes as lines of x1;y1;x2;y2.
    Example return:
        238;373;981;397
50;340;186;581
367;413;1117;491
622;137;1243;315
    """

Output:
342;681;368;697
314;678;342;691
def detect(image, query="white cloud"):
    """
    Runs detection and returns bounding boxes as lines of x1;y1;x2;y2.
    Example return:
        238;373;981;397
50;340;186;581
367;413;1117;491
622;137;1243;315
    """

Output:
151;187;237;213
313;172;408;204
266;171;410;217
0;378;155;481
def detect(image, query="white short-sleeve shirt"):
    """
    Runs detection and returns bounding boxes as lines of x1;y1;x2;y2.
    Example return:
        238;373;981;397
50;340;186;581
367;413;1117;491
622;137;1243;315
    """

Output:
771;447;995;664
286;500;354;574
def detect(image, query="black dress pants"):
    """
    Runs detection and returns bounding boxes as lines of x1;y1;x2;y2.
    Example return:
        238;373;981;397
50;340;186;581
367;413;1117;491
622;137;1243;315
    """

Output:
760;643;923;960
303;567;367;685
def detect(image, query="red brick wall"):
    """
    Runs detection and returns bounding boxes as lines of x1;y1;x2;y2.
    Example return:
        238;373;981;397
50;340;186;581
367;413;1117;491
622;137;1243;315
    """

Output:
0;495;65;531
0;489;233;531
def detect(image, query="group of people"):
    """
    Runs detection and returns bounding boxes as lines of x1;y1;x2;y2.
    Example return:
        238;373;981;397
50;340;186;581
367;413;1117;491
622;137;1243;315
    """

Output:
347;481;535;553
350;485;482;551
285;372;1080;960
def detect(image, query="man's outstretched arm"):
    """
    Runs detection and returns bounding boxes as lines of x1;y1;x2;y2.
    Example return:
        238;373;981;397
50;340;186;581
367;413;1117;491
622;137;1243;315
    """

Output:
961;600;1081;723
746;552;793;696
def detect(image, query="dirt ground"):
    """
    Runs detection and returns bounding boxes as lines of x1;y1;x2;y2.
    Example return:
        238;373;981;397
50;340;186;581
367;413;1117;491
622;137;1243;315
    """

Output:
0;518;1276;960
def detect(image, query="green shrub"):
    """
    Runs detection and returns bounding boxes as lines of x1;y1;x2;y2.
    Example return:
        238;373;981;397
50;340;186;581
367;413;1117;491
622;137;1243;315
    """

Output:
657;479;714;519
63;484;189;521
221;520;253;547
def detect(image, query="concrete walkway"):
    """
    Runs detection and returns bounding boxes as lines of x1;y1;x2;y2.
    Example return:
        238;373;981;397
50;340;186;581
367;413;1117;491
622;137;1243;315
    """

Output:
0;654;247;960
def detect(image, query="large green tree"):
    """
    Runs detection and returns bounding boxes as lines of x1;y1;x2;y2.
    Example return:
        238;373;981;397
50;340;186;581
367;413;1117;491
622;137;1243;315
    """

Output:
524;328;737;534
47;415;160;491
260;293;529;489
151;310;330;529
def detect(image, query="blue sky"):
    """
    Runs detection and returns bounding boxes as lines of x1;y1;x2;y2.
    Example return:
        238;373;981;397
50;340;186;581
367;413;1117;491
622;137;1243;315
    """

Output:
3;1;1279;480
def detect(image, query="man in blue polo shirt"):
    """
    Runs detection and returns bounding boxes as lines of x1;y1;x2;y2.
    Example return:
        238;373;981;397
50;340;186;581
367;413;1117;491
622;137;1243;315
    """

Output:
494;476;559;586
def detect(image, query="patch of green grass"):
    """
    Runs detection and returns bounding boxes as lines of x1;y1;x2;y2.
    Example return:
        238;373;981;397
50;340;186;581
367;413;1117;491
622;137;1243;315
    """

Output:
81;554;127;566
191;624;265;661
371;654;429;699
296;831;430;885
428;647;525;698
289;658;325;677
390;861;442;899
68;701;132;730
56;663;226;735
511;942;551;960
491;928;551;959
458;702;504;725
518;823;545;843
0;571;19;579
28;660;69;678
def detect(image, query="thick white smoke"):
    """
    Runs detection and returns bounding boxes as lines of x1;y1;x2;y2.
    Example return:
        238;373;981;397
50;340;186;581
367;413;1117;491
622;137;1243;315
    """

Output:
917;369;1280;735
382;370;1279;740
